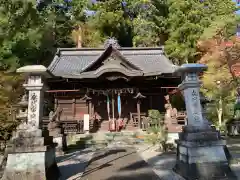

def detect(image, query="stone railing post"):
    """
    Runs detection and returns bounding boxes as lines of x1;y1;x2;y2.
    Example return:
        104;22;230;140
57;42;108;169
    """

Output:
2;65;60;180
173;64;236;180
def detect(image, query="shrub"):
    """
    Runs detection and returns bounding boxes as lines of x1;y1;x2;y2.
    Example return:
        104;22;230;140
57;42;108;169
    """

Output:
145;109;168;152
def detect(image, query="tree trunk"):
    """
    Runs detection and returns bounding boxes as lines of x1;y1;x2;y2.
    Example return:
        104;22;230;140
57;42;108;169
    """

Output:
217;98;223;127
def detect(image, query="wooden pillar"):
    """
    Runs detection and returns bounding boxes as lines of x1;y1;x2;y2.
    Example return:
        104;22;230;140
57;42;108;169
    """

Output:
137;100;141;128
72;98;76;117
112;91;115;120
88;100;92;117
54;98;58;111
133;92;146;129
92;104;94;118
150;96;153;109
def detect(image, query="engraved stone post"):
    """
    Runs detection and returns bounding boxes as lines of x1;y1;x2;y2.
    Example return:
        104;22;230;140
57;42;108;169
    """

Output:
2;65;60;180
174;64;236;180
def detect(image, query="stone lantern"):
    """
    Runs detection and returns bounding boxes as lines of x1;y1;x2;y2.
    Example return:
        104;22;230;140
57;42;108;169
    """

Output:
173;64;236;180
2;65;60;180
14;94;28;121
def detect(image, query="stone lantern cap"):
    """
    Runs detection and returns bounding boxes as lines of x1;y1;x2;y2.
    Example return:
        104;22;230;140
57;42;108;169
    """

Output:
174;63;207;75
16;65;53;78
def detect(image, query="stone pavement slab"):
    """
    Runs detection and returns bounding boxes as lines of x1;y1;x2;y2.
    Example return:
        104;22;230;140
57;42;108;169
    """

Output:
57;148;95;180
135;145;185;180
80;147;160;180
227;138;240;179
136;142;240;180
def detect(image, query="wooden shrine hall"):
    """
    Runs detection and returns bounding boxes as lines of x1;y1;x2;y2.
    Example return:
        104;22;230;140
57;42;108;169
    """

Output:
42;42;186;133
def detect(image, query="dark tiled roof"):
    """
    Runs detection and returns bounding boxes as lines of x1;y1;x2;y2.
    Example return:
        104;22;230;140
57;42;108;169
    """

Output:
48;47;177;78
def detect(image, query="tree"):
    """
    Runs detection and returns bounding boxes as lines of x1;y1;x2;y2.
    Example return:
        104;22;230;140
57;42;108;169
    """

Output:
83;0;134;47
164;0;237;64
201;61;235;127
198;14;240;128
0;1;46;138
0;0;86;142
131;0;169;47
82;0;238;65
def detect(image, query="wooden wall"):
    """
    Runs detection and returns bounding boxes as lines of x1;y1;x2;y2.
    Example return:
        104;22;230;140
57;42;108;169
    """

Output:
56;98;89;120
54;92;166;121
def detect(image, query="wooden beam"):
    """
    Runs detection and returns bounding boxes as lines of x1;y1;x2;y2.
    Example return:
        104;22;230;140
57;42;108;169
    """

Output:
46;89;80;93
160;87;178;89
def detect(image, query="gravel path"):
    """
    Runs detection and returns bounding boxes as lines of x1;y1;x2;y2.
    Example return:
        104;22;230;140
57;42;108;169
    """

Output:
81;147;160;180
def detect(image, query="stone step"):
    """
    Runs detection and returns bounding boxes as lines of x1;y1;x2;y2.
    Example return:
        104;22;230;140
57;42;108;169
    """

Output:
65;131;146;149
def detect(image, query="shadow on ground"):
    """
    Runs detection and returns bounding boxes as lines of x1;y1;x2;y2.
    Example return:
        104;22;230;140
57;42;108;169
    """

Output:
81;147;162;180
58;148;128;180
81;148;130;177
57;148;94;180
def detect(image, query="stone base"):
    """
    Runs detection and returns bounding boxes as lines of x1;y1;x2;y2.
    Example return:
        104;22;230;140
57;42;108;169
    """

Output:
174;125;237;180
2;150;60;180
2;129;60;180
174;161;236;180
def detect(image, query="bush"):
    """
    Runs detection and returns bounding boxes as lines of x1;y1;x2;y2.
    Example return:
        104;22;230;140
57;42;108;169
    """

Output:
145;109;168;152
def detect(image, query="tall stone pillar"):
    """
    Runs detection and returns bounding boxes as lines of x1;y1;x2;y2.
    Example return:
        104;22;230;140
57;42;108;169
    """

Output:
174;64;236;179
2;65;60;180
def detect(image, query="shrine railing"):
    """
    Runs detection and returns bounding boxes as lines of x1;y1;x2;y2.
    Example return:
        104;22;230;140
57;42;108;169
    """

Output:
41;117;85;134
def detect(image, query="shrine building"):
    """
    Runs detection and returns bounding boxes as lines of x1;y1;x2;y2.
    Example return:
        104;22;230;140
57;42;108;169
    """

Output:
41;42;186;134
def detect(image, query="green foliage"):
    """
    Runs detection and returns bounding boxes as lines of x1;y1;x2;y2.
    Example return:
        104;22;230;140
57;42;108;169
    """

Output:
82;0;238;64
132;0;168;47
85;0;134;47
198;13;240;127
0;72;24;142
164;0;237;64
0;0;84;141
202;60;235;126
201;15;240;41
145;110;168;152
170;94;185;110
0;0;44;69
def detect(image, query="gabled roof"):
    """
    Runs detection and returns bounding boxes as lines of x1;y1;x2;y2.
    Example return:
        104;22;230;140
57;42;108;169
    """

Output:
48;46;177;79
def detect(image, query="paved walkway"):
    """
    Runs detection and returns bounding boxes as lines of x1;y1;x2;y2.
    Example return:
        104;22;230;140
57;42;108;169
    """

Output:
135;145;184;180
57;148;95;180
80;147;160;180
226;137;240;178
135;139;240;180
